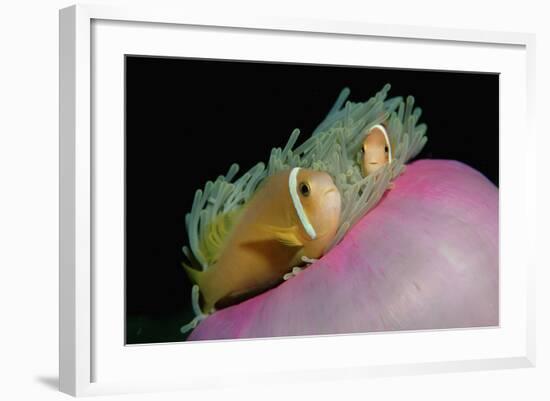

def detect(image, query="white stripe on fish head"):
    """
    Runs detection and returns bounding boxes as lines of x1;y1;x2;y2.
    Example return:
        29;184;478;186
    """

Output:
369;124;393;163
288;167;317;240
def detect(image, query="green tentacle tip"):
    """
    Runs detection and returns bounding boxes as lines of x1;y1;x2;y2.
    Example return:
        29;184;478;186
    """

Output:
180;316;201;334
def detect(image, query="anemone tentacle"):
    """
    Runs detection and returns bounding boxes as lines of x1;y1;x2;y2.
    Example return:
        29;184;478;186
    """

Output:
183;84;428;272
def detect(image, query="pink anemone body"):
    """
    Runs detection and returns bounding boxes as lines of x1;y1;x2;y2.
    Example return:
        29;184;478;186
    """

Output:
188;159;499;341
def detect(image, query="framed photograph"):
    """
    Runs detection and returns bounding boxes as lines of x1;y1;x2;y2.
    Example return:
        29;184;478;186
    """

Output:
59;4;536;396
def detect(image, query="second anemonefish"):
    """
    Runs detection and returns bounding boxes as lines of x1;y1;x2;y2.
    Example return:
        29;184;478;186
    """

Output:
184;167;342;313
361;124;392;176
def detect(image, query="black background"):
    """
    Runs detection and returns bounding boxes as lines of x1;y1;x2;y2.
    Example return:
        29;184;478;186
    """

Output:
125;56;499;344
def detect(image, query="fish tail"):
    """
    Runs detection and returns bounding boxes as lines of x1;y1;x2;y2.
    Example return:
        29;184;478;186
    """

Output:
183;262;204;288
182;262;219;313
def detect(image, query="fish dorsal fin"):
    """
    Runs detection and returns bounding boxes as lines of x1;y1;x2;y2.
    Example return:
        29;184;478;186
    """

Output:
198;208;243;265
259;224;305;247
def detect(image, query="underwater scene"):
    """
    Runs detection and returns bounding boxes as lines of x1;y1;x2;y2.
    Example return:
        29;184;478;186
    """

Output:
125;56;499;344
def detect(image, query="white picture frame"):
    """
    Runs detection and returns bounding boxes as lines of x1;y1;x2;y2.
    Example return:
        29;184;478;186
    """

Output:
59;3;536;397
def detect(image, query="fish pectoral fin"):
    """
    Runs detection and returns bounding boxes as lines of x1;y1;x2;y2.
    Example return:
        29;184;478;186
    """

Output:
215;277;283;310
259;224;305;247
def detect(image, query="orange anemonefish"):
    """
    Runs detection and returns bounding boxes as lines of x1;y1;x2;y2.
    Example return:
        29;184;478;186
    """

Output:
361;124;392;176
184;167;341;312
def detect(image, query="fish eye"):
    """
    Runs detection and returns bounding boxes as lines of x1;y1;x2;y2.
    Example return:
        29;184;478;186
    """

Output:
299;182;311;197
361;146;365;154
384;146;389;153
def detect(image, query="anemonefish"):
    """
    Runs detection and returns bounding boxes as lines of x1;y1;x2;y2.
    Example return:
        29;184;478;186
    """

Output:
185;168;341;313
361;124;392;176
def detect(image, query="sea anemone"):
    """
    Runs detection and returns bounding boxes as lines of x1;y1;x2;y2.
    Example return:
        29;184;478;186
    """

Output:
180;84;496;336
188;159;499;340
182;84;427;269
